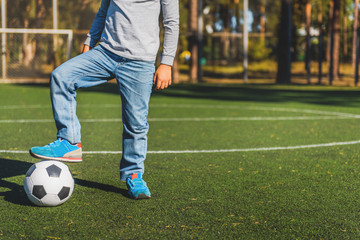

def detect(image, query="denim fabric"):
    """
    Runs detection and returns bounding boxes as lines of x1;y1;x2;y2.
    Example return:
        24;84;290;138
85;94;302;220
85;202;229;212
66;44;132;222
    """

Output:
50;45;155;180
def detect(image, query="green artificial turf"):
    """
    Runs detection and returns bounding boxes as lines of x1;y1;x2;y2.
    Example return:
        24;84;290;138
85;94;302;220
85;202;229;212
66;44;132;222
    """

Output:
1;83;360;239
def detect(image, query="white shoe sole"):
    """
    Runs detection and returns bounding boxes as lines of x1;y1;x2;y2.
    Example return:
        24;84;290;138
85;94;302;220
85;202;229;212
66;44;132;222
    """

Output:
29;150;82;163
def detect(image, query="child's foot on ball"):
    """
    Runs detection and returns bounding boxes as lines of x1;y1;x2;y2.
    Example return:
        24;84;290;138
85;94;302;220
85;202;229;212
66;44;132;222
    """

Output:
126;173;151;199
29;139;82;162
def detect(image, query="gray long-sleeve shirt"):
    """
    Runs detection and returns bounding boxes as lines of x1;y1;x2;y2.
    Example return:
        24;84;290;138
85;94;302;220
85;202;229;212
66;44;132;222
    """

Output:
84;0;179;66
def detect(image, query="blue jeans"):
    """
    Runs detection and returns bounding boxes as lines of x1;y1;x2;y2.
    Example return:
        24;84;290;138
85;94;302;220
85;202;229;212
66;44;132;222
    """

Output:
50;45;155;181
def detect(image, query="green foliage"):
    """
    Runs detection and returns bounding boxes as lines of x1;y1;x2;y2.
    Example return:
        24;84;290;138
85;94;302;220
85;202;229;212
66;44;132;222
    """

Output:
8;0;99;29
248;39;272;61
58;0;100;29
5;0;360;79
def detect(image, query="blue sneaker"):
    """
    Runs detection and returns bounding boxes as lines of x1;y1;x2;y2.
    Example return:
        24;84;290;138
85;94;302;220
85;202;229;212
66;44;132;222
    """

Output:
29;139;82;162
126;173;151;199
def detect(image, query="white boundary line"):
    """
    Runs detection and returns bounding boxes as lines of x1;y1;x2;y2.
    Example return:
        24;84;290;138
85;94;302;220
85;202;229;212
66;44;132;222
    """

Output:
1;104;360;123
1;140;360;155
0;115;358;124
1;105;360;154
151;104;360;118
1;103;360;117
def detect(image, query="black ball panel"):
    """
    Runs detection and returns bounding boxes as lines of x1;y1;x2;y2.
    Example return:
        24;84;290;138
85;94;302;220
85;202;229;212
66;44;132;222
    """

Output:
32;185;47;199
46;164;62;178
58;186;71;200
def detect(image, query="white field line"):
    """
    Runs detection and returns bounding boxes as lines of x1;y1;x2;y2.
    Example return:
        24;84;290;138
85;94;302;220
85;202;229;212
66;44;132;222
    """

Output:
152;104;360;118
2;139;360;155
0;104;50;110
0;119;54;123
1;103;360;117
0;115;359;124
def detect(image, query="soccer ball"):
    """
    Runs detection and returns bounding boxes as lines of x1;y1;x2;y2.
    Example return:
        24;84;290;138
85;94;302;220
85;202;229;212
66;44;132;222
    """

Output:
24;160;74;207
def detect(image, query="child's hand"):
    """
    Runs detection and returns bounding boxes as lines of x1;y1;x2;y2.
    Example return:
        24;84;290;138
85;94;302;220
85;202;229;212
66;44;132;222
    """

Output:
153;64;172;90
82;45;91;54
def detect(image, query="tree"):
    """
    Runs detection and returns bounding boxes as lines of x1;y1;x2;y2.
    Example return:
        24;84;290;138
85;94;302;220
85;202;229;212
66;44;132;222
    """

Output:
352;0;359;68
342;0;348;59
22;1;32;67
327;0;334;62
189;0;198;83
276;0;292;84
260;0;266;44
329;0;341;83
305;0;312;84
317;0;323;84
34;0;46;70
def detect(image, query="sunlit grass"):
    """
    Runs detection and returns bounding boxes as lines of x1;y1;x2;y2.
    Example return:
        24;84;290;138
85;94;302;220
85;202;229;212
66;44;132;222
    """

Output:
1;83;360;239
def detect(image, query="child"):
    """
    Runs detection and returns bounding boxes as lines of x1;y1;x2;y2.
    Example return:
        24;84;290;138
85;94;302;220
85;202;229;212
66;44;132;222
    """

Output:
29;0;179;199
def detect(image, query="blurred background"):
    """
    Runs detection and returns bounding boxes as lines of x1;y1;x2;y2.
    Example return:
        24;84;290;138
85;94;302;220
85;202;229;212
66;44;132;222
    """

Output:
1;0;359;86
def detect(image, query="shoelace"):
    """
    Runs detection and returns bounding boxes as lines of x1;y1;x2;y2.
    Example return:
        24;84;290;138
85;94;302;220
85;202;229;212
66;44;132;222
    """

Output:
128;178;145;189
47;139;62;147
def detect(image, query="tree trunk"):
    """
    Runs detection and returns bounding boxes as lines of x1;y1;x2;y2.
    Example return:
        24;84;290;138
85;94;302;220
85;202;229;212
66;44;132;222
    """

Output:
22;2;33;67
276;0;292;84
342;1;348;58
305;0;312;84
172;53;180;84
332;0;341;79
352;0;359;68
220;4;229;62
317;0;323;84
34;0;46;70
327;0;334;61
234;0;241;60
260;0;266;45
189;0;198;83
78;0;92;29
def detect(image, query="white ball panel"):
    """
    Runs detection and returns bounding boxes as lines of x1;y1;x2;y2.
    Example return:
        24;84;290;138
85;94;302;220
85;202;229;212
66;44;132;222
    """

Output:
23;177;34;196
59;171;75;188
41;193;62;207
29;168;50;185
26;193;43;206
43;178;63;194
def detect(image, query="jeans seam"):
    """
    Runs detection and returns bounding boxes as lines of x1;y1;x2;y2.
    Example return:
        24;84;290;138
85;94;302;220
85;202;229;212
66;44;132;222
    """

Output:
113;60;126;76
70;100;75;143
66;70;113;92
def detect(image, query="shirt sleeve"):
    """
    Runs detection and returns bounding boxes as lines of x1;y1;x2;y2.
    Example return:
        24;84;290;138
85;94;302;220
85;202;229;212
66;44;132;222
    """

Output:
84;0;110;48
160;0;180;66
